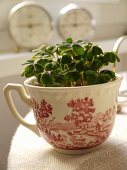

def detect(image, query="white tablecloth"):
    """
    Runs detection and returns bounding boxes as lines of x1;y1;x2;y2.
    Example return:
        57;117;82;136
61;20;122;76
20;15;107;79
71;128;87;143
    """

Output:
7;110;127;170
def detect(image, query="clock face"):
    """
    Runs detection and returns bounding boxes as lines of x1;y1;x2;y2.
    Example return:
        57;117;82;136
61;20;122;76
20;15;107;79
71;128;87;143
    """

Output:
58;7;95;40
8;2;53;49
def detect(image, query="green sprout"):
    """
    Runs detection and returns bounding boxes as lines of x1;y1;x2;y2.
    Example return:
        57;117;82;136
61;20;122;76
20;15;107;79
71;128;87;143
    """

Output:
21;37;120;87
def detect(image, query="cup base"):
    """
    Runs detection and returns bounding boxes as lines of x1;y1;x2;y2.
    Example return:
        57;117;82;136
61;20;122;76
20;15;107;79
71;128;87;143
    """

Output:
54;145;101;155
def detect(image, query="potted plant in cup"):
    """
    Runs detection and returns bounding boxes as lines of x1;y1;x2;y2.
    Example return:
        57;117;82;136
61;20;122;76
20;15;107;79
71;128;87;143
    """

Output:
4;37;122;154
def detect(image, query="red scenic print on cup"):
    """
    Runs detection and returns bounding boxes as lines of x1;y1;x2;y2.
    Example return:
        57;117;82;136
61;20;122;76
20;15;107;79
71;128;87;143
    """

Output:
32;97;116;150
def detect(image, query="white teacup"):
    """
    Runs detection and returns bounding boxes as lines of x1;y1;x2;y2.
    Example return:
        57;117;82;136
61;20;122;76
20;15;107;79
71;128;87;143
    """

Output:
4;75;122;154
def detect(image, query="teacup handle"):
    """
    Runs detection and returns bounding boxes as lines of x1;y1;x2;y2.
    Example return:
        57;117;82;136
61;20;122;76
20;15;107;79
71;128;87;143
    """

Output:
4;83;40;136
112;36;127;107
112;35;127;72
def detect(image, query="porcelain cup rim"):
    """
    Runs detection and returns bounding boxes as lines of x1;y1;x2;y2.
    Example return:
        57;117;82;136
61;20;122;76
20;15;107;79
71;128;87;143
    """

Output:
24;73;122;91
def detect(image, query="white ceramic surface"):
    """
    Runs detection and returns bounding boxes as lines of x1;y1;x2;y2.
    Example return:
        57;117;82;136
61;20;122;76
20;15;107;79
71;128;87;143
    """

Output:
4;75;122;154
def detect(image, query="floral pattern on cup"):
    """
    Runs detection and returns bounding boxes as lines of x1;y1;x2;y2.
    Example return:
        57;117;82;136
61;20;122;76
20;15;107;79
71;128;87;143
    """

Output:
32;98;116;150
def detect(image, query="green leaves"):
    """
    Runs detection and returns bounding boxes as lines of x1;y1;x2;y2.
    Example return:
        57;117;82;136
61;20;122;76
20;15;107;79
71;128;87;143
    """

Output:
91;46;103;56
72;44;84;56
96;73;111;84
24;64;34;77
75;61;85;72
46;45;57;53
66;37;73;44
103;52;120;63
84;70;97;85
65;70;80;83
86;45;103;62
21;37;120;87
100;70;116;80
84;70;115;85
61;55;72;64
22;59;34;65
90;59;103;71
39;72;54;86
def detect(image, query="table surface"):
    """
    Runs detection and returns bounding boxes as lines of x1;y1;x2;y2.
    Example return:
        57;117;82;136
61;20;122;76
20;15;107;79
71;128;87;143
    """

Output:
7;109;127;170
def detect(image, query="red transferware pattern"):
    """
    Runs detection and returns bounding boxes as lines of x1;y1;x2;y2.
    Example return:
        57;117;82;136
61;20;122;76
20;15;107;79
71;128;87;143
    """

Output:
32;98;116;150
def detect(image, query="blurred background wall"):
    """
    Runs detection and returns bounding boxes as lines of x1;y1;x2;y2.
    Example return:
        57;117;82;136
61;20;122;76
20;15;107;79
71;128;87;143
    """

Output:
0;0;127;53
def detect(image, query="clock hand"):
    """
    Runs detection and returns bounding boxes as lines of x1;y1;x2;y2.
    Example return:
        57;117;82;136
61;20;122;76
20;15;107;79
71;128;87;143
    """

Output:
17;23;43;28
29;23;43;27
61;23;87;27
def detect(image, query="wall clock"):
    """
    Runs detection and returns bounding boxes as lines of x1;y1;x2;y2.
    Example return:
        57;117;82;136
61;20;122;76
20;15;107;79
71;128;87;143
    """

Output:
58;4;95;40
8;1;53;49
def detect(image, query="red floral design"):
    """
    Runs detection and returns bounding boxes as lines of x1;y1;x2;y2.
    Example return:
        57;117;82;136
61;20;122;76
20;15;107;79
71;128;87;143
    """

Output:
64;98;95;128
32;98;54;130
32;99;52;118
32;98;116;150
